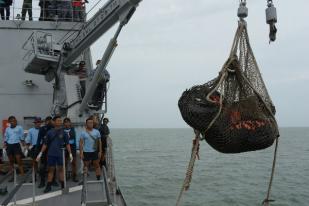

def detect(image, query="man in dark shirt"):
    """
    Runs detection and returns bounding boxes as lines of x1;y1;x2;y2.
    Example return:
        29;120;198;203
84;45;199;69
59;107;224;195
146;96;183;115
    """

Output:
36;116;53;188
63;117;78;182
36;116;73;193
93;116;109;168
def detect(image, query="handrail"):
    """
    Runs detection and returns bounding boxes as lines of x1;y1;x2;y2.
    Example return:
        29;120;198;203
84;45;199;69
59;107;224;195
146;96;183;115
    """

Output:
1;169;32;206
102;166;112;205
0;0;87;22
80;166;111;205
80;171;87;205
0;172;11;185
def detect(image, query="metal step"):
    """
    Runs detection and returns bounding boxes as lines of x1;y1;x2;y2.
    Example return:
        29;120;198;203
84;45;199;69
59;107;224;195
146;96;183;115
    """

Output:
85;200;109;206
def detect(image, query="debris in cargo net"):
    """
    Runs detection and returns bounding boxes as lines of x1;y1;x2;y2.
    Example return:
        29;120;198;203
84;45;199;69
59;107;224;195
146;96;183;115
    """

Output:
178;21;279;153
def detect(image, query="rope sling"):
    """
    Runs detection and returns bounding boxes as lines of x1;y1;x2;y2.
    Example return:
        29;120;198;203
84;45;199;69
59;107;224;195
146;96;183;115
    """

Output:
176;17;280;206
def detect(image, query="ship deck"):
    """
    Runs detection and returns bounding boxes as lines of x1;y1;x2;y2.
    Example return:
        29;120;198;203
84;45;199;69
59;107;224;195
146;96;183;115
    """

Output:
0;138;125;206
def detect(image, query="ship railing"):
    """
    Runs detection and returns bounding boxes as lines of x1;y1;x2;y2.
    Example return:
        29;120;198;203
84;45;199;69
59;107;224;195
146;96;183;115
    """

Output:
1;165;36;206
22;30;58;62
0;0;88;22
105;136;128;205
106;136;116;187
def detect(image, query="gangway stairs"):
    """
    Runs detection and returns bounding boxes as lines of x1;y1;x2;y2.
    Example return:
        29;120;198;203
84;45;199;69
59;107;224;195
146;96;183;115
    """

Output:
81;166;111;206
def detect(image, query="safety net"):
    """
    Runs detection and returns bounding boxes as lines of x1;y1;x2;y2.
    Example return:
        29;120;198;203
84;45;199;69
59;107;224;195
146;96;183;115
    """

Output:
178;21;279;153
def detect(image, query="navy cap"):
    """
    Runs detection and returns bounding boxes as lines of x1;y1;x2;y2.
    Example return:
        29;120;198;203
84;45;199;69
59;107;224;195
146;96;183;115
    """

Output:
33;117;42;123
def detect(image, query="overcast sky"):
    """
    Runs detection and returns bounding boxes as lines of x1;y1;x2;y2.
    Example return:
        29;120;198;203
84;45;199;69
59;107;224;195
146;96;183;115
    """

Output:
88;0;309;128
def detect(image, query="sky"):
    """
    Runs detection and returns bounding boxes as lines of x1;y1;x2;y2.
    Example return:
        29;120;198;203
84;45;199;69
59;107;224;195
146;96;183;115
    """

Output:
86;0;309;128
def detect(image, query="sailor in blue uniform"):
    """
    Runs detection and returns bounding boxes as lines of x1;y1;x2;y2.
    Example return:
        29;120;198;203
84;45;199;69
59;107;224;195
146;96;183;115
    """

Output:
4;116;25;180
25;117;42;178
36;116;73;193
79;117;102;180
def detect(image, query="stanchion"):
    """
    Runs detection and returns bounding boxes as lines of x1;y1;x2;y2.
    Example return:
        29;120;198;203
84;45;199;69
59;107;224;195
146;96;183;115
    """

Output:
62;148;69;194
31;165;37;206
13;164;17;206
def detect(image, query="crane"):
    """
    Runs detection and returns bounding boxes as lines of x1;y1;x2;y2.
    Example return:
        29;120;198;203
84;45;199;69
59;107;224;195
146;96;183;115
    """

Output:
22;0;142;119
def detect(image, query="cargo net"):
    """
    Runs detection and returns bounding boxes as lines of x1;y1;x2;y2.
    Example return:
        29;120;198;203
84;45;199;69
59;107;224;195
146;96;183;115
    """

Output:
178;21;279;153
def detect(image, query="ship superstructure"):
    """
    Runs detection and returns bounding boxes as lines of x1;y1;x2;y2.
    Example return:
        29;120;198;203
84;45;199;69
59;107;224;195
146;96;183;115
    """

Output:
0;0;142;205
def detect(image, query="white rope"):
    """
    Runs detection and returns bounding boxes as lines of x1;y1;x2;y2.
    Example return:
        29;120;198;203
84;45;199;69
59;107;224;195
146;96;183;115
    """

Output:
262;136;279;206
175;132;200;206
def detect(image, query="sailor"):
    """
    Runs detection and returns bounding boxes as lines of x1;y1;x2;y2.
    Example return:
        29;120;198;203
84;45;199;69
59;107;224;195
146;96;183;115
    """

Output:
38;0;51;21
77;60;87;97
36;116;54;188
25;117;42;179
58;0;72;21
88;60;110;110
21;0;33;21
93;115;109;168
0;0;12;20
4;116;25;181
63;117;78;182
79;117;102;180
36;116;73;193
72;0;87;22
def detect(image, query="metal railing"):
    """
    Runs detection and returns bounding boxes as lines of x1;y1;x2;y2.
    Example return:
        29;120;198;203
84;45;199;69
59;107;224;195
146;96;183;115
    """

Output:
106;137;115;186
1;165;35;206
0;0;87;22
80;163;110;205
22;30;60;64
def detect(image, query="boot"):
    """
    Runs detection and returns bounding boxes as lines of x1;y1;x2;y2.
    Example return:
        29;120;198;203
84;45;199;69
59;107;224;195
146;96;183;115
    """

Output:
60;181;64;189
8;176;14;183
51;181;59;187
43;183;52;193
72;175;79;183
38;181;45;188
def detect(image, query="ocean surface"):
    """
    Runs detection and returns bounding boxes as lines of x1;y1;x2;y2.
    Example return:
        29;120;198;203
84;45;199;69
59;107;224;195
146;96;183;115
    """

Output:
110;128;309;206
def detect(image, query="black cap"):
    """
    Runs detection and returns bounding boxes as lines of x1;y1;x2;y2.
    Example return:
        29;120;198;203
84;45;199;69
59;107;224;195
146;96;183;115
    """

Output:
45;116;52;121
33;117;42;123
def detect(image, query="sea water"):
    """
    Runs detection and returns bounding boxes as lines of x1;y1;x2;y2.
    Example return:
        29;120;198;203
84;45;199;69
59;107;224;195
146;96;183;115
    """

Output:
111;128;309;206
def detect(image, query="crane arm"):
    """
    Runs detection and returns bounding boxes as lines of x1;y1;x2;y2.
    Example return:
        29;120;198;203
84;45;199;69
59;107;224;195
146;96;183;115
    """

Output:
62;0;140;67
22;0;141;75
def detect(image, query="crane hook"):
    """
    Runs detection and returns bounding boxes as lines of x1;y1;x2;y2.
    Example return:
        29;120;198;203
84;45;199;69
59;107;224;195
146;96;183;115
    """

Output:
266;0;278;42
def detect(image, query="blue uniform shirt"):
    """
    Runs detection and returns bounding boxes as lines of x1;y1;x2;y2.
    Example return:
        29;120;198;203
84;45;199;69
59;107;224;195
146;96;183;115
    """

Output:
26;127;40;146
4;125;24;144
80;129;101;152
36;125;53;147
64;128;76;145
44;128;69;157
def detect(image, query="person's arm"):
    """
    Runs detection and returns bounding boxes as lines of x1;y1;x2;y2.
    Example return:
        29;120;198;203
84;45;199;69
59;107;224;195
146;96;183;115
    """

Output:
3;128;8;149
98;139;102;158
20;126;25;146
107;126;110;136
36;144;47;162
66;143;73;162
64;132;73;161
36;128;43;149
66;144;72;154
97;130;102;158
72;128;76;145
79;137;84;159
36;131;48;161
25;129;31;149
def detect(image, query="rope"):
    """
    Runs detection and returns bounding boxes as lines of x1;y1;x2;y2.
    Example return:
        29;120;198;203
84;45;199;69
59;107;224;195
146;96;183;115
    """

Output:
262;136;279;206
175;131;201;206
176;18;279;206
175;25;240;206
